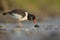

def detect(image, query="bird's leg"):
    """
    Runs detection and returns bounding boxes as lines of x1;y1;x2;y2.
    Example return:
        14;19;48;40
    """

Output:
17;20;23;28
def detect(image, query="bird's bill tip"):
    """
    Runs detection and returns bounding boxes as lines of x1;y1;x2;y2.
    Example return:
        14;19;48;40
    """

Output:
34;18;37;24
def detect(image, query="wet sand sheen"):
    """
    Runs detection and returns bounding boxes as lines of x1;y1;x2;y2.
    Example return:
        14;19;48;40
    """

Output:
0;31;9;40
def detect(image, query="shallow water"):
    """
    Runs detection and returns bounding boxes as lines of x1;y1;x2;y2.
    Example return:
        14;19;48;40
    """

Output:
0;18;60;40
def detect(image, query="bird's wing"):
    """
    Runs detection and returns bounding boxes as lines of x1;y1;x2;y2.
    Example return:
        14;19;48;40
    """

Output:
12;13;23;18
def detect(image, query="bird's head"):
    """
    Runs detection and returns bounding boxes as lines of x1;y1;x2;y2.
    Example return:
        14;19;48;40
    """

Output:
28;14;37;24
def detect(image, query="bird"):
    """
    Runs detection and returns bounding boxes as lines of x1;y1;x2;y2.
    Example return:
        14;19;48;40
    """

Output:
3;9;37;27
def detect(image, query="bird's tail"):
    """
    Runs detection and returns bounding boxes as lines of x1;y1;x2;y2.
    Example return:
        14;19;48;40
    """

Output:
2;12;7;15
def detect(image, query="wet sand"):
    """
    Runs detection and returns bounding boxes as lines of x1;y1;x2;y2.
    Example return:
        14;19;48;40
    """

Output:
0;31;9;40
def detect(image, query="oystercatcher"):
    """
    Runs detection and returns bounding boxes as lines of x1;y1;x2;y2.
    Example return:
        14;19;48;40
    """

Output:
3;9;37;27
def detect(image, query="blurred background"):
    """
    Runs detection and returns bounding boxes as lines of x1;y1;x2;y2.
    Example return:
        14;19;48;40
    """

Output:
0;0;60;23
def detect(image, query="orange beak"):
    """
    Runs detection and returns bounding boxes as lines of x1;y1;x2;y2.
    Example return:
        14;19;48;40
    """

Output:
34;18;37;24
